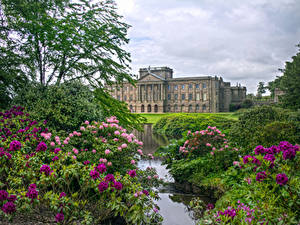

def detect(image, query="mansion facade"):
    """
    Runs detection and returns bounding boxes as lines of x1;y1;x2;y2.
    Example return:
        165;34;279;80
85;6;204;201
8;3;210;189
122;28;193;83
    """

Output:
109;67;246;113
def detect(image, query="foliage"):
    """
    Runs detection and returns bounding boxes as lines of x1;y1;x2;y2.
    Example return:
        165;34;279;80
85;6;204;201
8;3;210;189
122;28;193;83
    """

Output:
0;0;134;87
94;88;146;131
228;106;295;151
199;142;300;224
229;99;254;112
257;81;266;97
12;81;104;133
153;114;237;139
158;127;240;190
268;43;300;110
0;106;163;224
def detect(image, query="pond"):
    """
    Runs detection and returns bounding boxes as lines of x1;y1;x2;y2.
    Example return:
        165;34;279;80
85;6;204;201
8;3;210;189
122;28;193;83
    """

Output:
134;124;212;225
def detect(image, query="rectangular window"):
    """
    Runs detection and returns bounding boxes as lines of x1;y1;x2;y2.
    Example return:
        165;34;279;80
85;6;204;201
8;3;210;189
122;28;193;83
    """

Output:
189;84;193;89
202;83;206;89
130;86;133;91
181;94;185;100
196;84;199;89
174;85;178;90
124;95;127;101
196;93;200;101
182;84;185;90
168;85;171;90
189;93;193;100
168;94;171;100
174;94;178;100
117;95;120;100
130;95;133;101
203;93;207;101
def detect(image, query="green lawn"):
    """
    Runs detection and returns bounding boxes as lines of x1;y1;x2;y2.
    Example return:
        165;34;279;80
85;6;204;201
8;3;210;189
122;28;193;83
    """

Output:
138;112;238;124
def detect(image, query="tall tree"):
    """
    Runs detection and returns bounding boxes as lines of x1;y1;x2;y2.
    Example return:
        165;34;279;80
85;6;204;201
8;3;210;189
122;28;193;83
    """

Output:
257;81;266;97
0;0;134;87
277;43;300;110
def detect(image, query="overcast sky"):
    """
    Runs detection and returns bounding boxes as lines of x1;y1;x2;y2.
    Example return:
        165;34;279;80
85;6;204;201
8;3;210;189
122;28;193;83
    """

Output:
115;0;300;93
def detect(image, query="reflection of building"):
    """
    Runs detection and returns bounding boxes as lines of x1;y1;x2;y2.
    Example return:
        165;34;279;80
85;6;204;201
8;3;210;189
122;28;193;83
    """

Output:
109;67;246;113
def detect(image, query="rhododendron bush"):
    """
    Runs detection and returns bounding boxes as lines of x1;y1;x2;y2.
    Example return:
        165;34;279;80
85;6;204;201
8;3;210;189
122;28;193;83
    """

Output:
199;142;300;224
159;127;239;184
0;106;162;224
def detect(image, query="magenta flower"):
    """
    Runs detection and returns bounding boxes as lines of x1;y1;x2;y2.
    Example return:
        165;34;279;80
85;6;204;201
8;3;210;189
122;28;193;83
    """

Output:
128;170;136;178
142;190;149;196
40;164;51;176
52;156;59;161
26;188;38;200
55;212;64;222
1;202;16;214
254;145;265;155
98;181;109;192
54;148;61;154
59;192;66;198
96;163;107;174
0;190;8;201
207;203;214;210
263;154;275;162
36;142;47;152
256;171;267;182
276;173;288;185
29;184;36;189
113;181;123;190
104;174;115;182
7;195;17;202
9;140;21;151
243;155;252;164
90;169;100;180
282;149;296;160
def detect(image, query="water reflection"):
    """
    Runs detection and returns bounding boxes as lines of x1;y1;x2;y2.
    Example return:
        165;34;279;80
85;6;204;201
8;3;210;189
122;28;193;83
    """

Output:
135;124;207;225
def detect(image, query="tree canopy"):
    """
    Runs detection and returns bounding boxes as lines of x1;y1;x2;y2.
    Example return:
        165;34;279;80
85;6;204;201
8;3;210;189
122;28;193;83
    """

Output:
269;43;300;110
0;0;134;87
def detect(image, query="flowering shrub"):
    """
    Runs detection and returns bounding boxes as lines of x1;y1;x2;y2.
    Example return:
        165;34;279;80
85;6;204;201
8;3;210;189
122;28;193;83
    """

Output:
199;142;300;224
158;127;239;188
0;107;162;224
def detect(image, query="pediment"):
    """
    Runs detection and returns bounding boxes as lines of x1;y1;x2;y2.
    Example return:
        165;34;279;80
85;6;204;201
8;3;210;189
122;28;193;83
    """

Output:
138;73;164;82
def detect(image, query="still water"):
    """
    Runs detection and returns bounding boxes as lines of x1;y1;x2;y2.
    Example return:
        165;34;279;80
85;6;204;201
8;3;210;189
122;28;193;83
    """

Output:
134;124;211;225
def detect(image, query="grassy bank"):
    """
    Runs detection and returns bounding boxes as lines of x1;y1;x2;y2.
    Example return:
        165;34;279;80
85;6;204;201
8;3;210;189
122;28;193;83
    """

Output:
138;112;238;124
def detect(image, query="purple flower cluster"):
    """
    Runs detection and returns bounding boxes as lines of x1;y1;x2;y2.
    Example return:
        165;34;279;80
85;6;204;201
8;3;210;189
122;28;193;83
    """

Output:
217;207;237;220
2;201;16;214
90;169;100;180
9;140;21;151
128;170;136;178
0;190;8;201
36;142;47;152
40;164;51;176
26;184;38;200
256;171;267;182
113;181;123;190
98;181;109;192
96;163;107;174
55;212;64;222
105;174;115;182
276;173;288;186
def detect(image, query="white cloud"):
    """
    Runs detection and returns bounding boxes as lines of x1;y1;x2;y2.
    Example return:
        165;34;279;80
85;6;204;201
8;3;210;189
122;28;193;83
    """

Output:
116;0;300;93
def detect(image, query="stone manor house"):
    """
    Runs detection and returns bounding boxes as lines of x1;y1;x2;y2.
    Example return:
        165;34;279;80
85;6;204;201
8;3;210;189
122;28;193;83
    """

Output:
109;67;246;113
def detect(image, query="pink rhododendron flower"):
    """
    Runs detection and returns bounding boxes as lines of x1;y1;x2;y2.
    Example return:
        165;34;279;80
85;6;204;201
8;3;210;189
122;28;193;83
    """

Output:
50;142;55;147
105;149;111;155
131;160;135;165
121;143;127;149
92;149;96;153
72;156;77;160
114;130;120;135
84;120;89;125
107;162;112;166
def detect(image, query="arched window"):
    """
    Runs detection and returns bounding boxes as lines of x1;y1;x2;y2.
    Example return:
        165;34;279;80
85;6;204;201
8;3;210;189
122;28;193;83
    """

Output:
202;104;206;111
154;105;158;113
147;104;151;112
141;105;145;113
189;105;193;112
